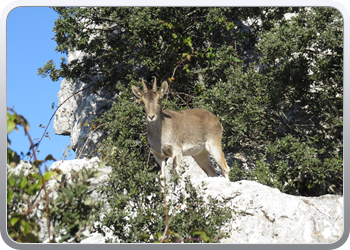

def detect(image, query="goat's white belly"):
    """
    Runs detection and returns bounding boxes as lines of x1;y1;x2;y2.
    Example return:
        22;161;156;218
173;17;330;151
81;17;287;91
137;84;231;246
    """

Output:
150;141;205;158
182;143;204;156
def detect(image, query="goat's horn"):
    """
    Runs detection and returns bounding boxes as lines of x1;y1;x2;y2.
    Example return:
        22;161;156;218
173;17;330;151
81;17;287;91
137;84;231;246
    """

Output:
153;77;157;91
142;78;148;92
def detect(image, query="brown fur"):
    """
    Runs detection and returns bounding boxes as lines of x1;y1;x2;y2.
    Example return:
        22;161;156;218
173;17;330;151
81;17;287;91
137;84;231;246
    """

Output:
132;78;230;179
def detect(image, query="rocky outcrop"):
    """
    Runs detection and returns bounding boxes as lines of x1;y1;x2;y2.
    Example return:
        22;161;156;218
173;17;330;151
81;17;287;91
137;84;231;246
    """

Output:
53;49;149;159
53;51;119;159
17;157;341;244
164;156;343;244
196;179;343;243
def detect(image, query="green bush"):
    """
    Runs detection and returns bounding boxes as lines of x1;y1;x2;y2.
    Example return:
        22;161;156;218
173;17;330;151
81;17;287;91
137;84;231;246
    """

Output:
248;134;343;195
7;108;102;243
194;7;343;195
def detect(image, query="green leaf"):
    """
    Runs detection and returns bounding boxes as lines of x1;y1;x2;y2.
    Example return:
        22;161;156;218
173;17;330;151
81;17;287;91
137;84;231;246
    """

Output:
68;191;73;200
22;220;30;234
28;183;41;195
60;233;72;242
9;177;15;187
20;177;27;189
84;198;94;206
7;190;13;204
201;234;210;242
33;160;43;169
154;232;163;240
10;217;20;226
7;120;16;134
139;234;150;240
187;36;192;47
19;115;30;131
52;169;62;179
44;154;57;161
43;172;53;181
25;233;38;243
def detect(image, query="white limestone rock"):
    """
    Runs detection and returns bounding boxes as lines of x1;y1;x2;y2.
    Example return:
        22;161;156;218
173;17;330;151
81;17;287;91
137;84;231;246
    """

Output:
9;153;343;244
53;51;118;159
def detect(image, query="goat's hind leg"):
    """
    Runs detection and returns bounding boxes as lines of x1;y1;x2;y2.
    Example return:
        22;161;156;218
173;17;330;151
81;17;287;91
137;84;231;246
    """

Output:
192;149;217;177
207;142;230;179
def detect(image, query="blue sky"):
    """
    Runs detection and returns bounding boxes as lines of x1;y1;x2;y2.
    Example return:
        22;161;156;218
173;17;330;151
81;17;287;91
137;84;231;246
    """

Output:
7;7;76;173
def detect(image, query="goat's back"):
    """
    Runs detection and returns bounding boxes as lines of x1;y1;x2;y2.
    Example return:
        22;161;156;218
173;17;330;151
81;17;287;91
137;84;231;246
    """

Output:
162;108;223;142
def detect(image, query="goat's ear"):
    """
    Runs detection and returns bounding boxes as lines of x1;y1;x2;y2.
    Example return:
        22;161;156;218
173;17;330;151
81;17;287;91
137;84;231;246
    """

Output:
159;81;168;97
132;86;143;99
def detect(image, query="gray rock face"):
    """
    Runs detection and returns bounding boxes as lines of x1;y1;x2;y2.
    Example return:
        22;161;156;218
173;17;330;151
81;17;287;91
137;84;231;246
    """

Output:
198;180;342;243
40;157;342;244
53;52;118;159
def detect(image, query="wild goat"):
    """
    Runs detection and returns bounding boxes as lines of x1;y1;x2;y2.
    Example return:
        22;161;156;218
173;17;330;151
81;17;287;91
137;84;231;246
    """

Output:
132;78;230;179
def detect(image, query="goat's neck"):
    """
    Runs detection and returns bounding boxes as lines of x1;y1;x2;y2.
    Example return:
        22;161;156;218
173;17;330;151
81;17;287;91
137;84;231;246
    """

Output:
147;111;164;136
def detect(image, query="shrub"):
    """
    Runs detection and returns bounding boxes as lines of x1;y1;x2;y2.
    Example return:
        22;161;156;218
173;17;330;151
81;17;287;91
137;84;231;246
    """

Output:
7;108;102;243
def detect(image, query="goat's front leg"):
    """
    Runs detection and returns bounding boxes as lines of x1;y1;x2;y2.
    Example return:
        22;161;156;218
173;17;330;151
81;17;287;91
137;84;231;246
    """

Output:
172;149;182;172
154;155;166;186
160;159;166;179
171;151;182;188
172;156;177;172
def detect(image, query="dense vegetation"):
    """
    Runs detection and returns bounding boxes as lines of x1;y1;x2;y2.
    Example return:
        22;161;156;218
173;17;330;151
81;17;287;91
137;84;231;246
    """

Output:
39;6;342;195
7;109;102;243
8;7;342;243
